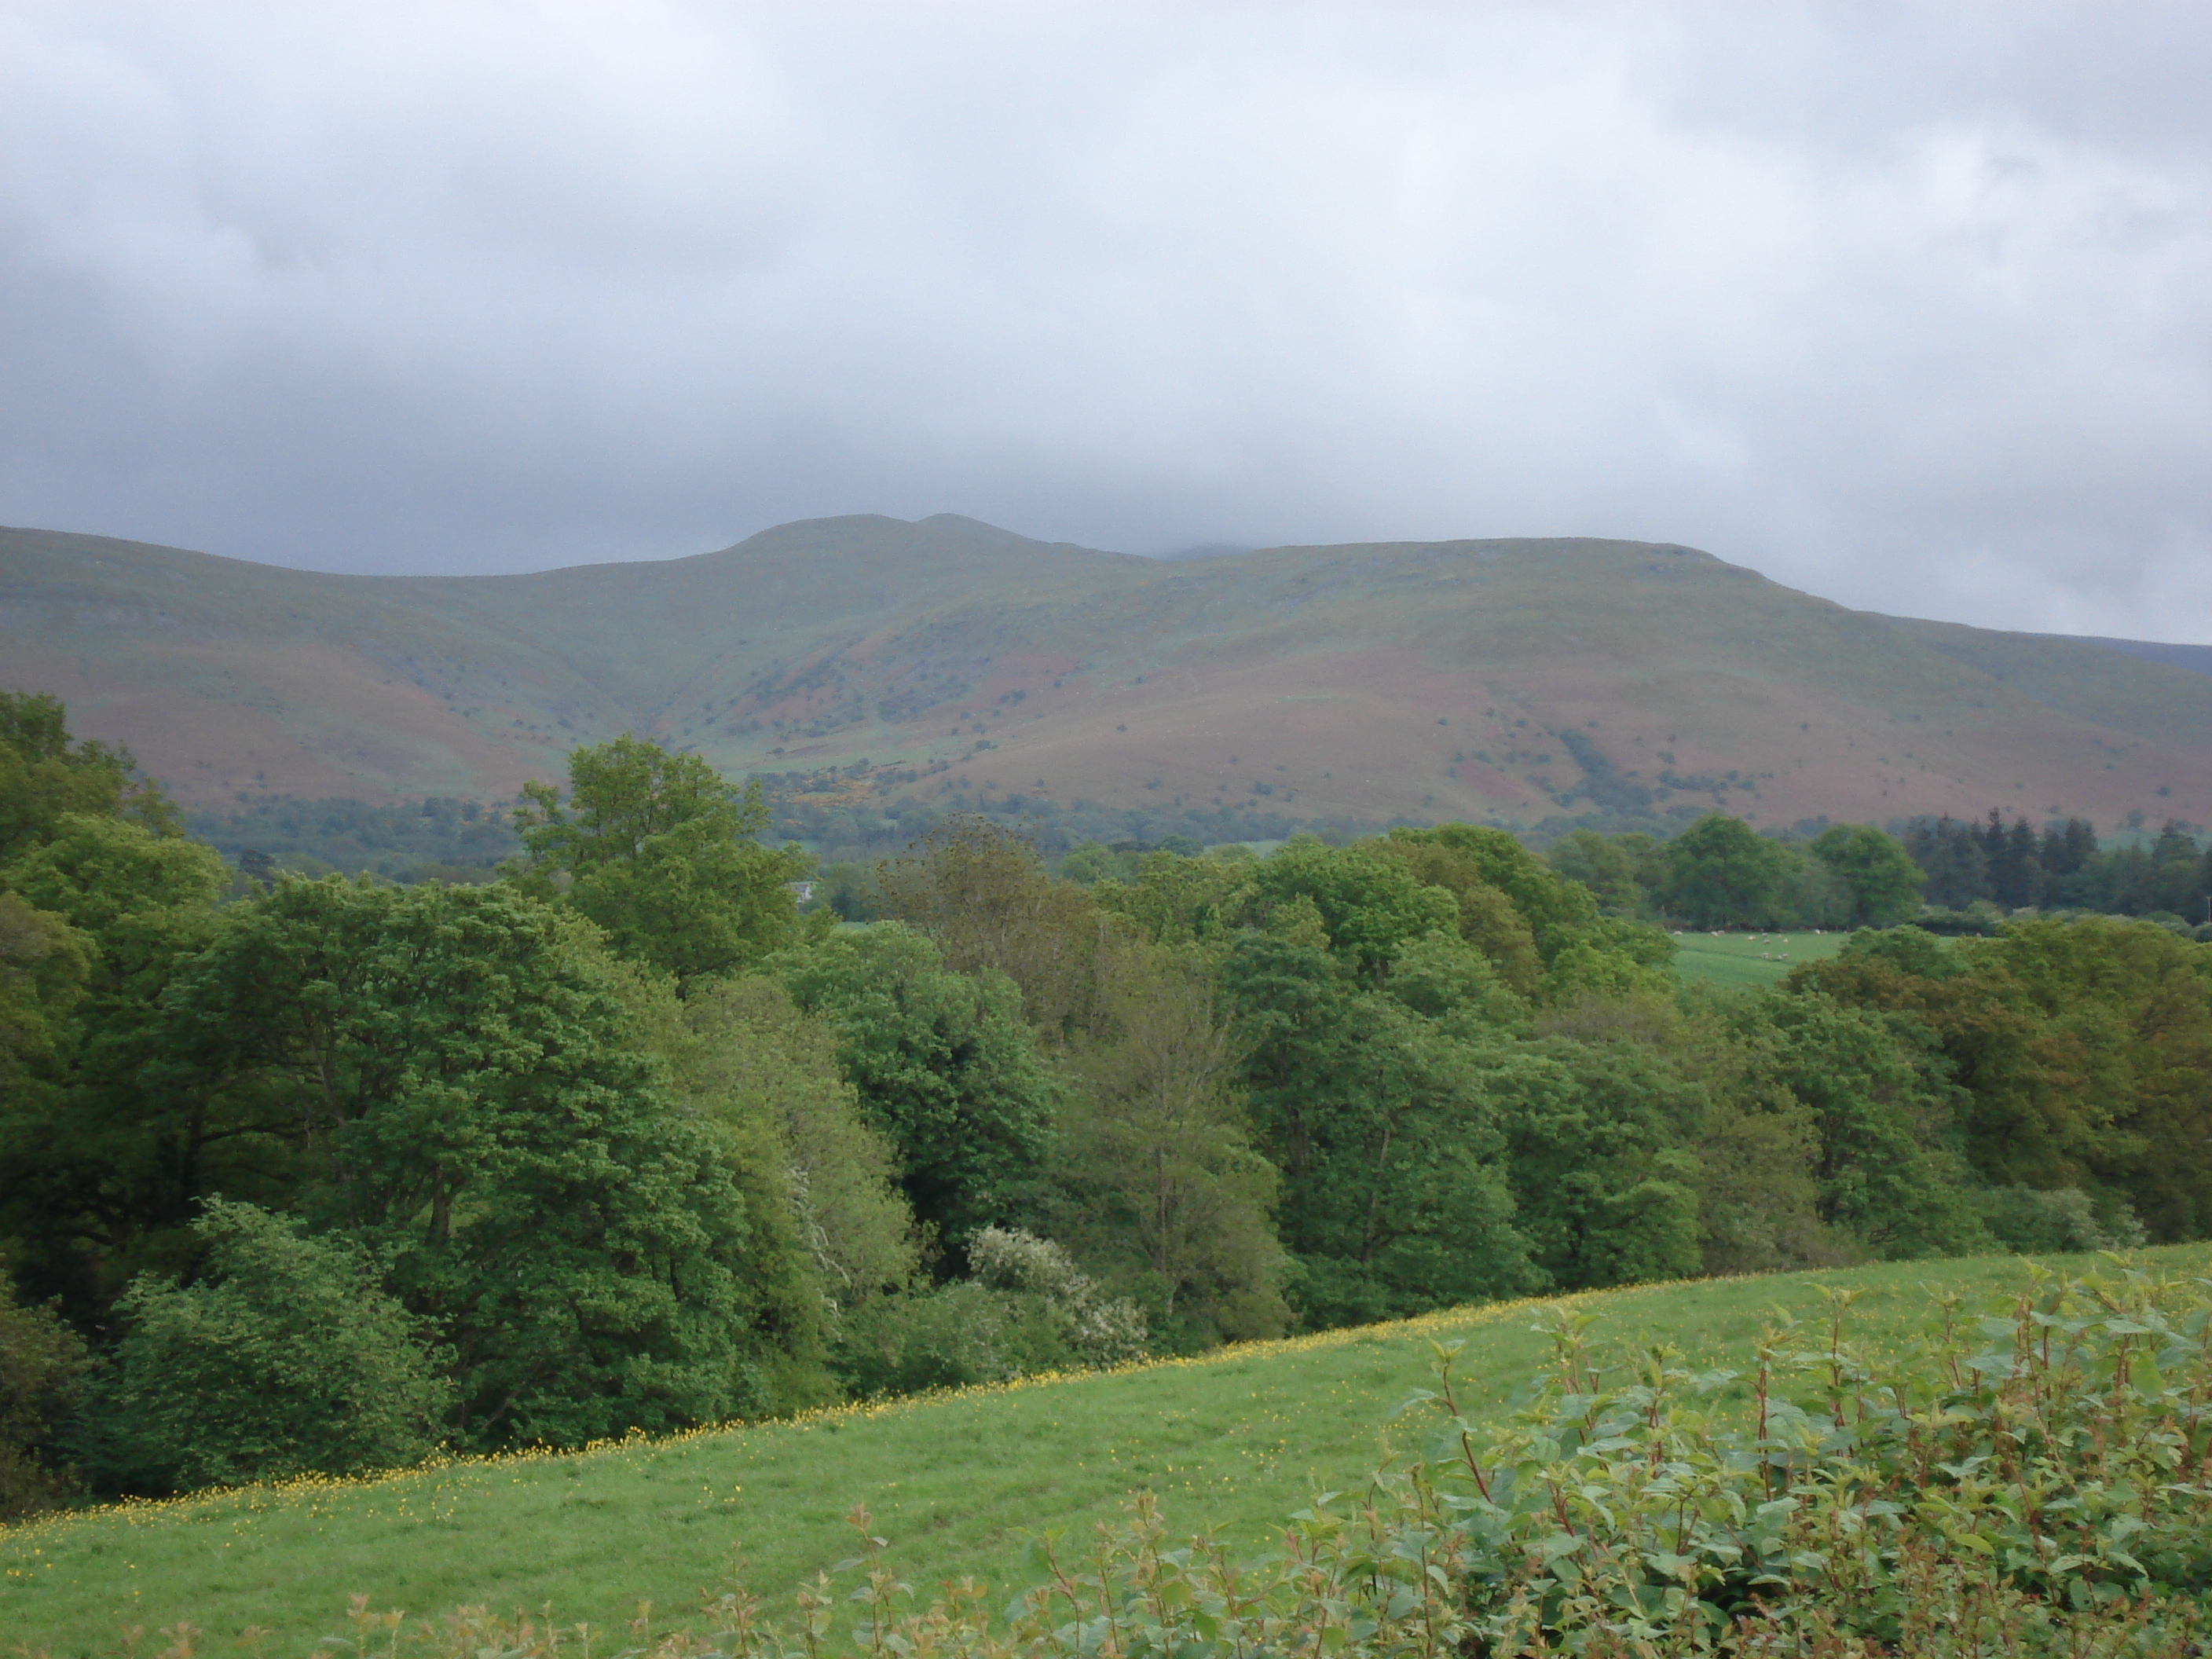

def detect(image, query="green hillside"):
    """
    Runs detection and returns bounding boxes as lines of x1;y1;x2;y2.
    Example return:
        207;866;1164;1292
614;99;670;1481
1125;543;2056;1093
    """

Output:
8;1248;2204;1653
5;516;2210;832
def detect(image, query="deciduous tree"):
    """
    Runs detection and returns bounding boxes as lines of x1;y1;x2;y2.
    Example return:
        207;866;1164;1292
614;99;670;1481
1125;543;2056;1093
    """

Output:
162;878;804;1446
511;734;804;989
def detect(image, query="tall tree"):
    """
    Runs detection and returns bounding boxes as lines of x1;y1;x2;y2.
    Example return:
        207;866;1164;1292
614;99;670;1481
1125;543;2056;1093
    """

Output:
1661;813;1789;928
771;925;1059;1250
511;734;804;990
1811;823;1925;928
0;691;178;864
1474;1036;1704;1291
1;803;240;1317
1054;944;1287;1346
1223;934;1534;1328
162;878;809;1447
1544;830;1649;917
1245;838;1458;987
876;815;1116;1042
657;974;921;1313
1799;917;2212;1242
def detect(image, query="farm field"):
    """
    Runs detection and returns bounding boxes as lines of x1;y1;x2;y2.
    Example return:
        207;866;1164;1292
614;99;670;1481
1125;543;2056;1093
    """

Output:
1669;928;1850;987
9;1247;2207;1655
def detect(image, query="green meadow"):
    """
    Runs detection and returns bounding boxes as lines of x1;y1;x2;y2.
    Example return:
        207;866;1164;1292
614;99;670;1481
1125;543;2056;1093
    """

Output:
1668;928;1849;987
10;1248;2205;1656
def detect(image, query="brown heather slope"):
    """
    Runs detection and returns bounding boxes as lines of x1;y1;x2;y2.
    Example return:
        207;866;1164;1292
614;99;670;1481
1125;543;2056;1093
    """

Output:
2;514;2207;830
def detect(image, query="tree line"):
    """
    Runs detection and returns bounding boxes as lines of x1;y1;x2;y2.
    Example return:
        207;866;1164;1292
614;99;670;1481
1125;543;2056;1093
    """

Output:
3;692;2209;1515
1544;811;2212;935
1900;810;2212;925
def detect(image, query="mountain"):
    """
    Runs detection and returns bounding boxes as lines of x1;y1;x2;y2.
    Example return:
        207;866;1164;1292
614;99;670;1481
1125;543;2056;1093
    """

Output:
3;514;2208;832
2053;635;2212;679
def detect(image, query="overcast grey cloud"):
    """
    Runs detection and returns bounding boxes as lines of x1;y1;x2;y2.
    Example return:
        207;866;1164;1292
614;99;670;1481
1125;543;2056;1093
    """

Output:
2;1;2208;639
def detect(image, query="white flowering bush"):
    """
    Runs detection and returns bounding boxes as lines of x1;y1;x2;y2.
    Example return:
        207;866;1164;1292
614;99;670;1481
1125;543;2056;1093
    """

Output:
968;1226;1148;1368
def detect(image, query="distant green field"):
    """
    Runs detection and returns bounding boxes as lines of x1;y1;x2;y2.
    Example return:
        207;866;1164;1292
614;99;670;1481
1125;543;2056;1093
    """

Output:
9;1248;2207;1654
1669;928;1849;987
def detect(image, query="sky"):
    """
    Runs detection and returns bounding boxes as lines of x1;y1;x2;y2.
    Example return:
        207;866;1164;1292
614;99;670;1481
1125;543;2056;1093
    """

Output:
2;2;2208;642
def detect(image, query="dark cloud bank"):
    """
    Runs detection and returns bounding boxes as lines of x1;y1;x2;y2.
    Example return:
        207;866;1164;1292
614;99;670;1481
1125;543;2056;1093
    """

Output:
2;2;2208;640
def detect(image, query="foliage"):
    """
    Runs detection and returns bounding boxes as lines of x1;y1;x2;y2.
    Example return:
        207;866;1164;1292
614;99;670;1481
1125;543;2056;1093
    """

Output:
1371;826;1671;1002
1903;810;2212;922
830;1229;1144;1398
1052;945;1289;1347
1798;916;2212;1243
0;892;86;1097
82;1201;452;1494
16;685;2212;1536
1243;838;1457;987
1366;1259;2212;1654
1662;812;1793;928
1225;934;1538;1326
967;1225;1148;1367
771;925;1059;1248
186;793;521;883
1545;828;1660;916
875;815;1118;1042
161;878;809;1448
1385;822;1604;960
0;808;236;1322
1089;848;1257;948
1978;1185;2148;1254
829;1279;1078;1398
663;975;921;1315
0;1280;90;1519
1476;1035;1704;1291
1558;806;2212;936
1811;821;1926;927
0;690;178;864
1742;991;1989;1259
513;734;805;989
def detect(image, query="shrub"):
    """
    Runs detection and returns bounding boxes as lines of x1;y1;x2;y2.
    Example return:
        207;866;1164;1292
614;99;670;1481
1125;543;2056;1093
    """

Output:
969;1225;1148;1367
830;1229;1145;1398
84;1201;452;1493
829;1280;1071;1397
1978;1185;2148;1254
0;1282;90;1518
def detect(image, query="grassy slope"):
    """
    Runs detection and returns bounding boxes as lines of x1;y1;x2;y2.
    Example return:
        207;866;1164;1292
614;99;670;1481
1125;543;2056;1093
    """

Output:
10;1248;2210;1653
5;517;2211;830
1668;929;1851;989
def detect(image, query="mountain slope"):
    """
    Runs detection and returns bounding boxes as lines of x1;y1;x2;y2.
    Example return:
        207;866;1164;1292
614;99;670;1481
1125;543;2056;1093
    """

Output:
3;515;2208;830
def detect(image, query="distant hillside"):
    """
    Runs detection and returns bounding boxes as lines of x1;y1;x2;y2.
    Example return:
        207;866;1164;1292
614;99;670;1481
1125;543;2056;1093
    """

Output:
4;514;2209;832
2062;635;2212;679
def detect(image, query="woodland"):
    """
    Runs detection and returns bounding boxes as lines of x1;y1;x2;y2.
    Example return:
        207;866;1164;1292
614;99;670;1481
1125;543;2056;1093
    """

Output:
4;689;2211;1520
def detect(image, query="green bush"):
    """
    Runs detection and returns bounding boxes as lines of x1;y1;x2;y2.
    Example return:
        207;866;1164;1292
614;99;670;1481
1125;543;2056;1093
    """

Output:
0;1281;90;1518
830;1229;1146;1397
84;1201;452;1493
1979;1185;2148;1254
830;1280;1075;1397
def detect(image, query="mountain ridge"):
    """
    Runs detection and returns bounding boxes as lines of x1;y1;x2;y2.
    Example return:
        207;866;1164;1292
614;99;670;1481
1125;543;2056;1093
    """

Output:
2;515;2207;831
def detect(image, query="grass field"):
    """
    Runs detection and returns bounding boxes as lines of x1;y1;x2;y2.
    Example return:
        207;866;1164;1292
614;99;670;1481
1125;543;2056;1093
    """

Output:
1669;928;1849;987
10;1247;2210;1654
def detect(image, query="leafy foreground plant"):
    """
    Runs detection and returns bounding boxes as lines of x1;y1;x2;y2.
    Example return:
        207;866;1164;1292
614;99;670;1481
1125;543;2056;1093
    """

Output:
85;1260;2212;1657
